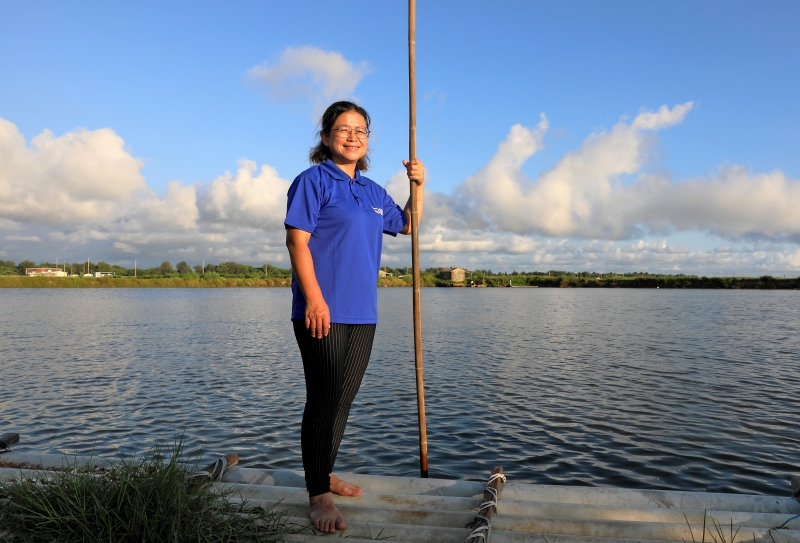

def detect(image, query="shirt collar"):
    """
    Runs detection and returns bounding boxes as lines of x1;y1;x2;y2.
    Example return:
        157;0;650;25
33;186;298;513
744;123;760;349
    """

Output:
322;159;366;185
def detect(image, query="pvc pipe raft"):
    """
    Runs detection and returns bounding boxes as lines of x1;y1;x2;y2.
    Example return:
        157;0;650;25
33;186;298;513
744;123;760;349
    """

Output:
1;452;799;543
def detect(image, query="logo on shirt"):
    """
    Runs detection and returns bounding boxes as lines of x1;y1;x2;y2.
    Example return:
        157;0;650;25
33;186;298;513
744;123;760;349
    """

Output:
372;206;383;215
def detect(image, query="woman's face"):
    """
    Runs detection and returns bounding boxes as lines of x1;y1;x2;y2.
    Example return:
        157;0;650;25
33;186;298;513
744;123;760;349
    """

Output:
321;110;369;168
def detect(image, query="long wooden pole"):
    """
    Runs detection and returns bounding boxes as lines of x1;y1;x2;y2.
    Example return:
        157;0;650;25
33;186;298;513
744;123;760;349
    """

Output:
409;0;428;479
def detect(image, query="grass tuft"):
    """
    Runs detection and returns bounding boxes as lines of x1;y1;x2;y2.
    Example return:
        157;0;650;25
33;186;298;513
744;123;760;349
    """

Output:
0;440;305;542
683;510;745;543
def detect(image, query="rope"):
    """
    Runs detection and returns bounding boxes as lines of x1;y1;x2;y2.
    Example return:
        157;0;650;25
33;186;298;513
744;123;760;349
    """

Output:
773;512;800;530
477;489;498;512
212;456;228;480
188;456;228;483
464;471;507;543
475;483;502;513
465;525;489;541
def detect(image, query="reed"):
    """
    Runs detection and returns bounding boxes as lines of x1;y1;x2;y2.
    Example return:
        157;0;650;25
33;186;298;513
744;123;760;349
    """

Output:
0;441;305;542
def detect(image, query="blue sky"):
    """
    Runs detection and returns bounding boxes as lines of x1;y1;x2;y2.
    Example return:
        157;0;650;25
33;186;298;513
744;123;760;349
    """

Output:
1;1;799;274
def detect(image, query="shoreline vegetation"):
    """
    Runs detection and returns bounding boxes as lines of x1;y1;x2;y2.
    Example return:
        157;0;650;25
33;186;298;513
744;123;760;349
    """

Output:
1;275;797;289
0;439;304;542
2;259;798;289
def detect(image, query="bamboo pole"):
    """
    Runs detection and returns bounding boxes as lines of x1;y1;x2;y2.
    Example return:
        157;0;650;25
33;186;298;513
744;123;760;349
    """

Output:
408;0;428;479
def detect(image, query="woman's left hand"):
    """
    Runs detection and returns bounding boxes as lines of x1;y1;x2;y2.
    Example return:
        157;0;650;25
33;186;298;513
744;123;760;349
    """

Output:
399;158;425;235
402;158;425;186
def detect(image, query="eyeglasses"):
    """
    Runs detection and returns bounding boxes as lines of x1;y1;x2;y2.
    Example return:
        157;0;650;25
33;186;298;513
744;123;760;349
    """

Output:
331;125;370;140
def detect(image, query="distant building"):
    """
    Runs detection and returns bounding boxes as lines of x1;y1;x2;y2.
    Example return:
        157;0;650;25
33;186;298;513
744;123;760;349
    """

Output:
439;267;467;282
85;272;116;278
25;268;67;277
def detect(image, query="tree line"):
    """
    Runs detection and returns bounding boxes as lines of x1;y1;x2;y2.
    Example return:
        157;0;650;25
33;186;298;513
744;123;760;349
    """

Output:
383;267;799;289
381;267;704;279
0;259;292;279
3;259;797;288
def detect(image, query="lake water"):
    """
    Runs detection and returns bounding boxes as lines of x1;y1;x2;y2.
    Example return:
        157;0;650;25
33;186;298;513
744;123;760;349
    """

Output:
1;288;799;495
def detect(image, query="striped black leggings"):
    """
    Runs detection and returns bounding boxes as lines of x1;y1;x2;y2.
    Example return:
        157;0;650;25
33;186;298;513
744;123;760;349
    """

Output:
292;321;376;497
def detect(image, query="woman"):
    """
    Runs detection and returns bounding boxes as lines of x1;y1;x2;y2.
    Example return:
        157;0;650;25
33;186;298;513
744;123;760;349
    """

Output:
285;101;425;533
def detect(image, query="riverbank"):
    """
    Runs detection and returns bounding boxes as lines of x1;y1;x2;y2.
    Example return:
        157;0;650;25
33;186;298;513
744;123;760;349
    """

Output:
3;275;798;288
0;276;437;288
498;275;800;289
0;276;292;288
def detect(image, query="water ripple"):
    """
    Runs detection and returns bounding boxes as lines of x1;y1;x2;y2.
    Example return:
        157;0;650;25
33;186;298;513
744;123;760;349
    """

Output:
1;288;798;495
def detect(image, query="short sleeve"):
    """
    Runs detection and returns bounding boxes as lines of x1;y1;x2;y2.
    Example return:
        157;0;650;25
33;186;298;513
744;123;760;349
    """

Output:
285;172;322;233
381;190;406;237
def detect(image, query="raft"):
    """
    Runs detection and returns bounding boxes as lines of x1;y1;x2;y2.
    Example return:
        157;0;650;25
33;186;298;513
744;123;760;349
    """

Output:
1;451;799;543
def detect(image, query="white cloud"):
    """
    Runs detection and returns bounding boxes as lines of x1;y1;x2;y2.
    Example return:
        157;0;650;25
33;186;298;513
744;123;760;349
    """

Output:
458;105;693;238
458;115;551;233
2;106;799;276
112;241;138;254
0;117;291;267
0;118;146;225
626;167;800;239
0;218;22;230
773;249;800;269
379;102;800;274
384;168;411;206
631;102;693;130
200;160;290;230
385;233;800;275
248;46;370;114
452;102;800;244
5;235;41;242
132;181;199;231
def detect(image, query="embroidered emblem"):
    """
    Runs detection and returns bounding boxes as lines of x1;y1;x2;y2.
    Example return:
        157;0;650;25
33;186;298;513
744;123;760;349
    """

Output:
372;206;383;215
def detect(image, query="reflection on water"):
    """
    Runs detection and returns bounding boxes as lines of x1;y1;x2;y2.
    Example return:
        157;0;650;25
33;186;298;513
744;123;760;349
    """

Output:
1;288;798;495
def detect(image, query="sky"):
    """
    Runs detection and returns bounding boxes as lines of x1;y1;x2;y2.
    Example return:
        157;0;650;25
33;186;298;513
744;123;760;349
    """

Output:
1;1;799;275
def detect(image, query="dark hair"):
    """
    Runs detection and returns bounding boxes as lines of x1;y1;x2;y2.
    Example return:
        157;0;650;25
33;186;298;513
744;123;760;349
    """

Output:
309;101;371;171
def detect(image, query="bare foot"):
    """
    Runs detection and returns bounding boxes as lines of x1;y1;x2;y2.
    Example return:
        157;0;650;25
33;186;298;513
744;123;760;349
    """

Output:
309;492;345;533
330;473;362;497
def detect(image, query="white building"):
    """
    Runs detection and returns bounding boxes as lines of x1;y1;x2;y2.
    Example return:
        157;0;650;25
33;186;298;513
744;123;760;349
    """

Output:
25;268;67;277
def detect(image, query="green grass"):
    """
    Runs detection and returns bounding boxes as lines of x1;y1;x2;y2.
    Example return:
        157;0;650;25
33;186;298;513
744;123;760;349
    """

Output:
683;511;753;543
0;441;306;542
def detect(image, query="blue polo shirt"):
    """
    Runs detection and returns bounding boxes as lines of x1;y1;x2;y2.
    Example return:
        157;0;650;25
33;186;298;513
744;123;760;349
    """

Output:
285;160;406;324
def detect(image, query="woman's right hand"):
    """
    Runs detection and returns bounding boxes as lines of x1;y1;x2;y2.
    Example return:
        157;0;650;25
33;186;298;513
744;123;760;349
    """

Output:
286;227;331;339
305;296;331;339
